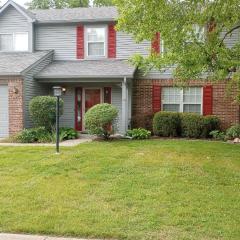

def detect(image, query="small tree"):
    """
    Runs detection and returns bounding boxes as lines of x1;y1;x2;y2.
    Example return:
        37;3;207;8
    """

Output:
84;103;118;140
29;96;63;131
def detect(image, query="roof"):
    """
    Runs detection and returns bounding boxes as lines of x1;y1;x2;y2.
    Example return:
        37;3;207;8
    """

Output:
0;51;53;76
0;0;36;22
31;6;118;23
36;59;136;79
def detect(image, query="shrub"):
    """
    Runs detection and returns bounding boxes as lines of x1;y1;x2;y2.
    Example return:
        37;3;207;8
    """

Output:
84;103;118;140
126;128;151;140
15;127;49;143
210;130;226;141
201;115;221;138
226;124;240;140
29;96;64;130
60;127;79;140
153;112;181;137
180;113;204;138
131;113;154;132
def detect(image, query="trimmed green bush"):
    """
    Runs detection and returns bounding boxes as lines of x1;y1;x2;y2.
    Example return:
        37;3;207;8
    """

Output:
84;103;118;140
201;115;221;138
180;113;204;138
126;128;151;140
153;112;181;137
226;124;240;140
210;130;226;141
29;96;63;130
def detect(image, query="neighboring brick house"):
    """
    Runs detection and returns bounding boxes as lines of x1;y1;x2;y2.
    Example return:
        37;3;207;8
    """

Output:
0;0;239;137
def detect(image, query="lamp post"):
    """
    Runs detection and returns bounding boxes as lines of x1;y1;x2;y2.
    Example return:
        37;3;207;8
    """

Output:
53;86;62;154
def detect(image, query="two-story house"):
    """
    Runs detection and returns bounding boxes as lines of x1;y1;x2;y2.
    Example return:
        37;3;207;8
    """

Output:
0;0;239;138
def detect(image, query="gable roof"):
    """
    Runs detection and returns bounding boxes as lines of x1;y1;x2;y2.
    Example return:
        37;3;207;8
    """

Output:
35;59;136;79
0;51;53;76
0;0;35;22
31;6;118;23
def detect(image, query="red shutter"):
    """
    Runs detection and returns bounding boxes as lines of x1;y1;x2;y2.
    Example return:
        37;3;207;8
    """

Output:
104;87;112;104
203;85;213;115
152;85;161;113
77;25;84;59
151;32;160;54
108;23;116;58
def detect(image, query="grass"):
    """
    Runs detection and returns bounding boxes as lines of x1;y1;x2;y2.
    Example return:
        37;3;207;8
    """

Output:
0;140;239;240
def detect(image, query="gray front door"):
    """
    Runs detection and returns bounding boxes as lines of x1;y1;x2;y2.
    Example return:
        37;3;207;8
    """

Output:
0;85;9;137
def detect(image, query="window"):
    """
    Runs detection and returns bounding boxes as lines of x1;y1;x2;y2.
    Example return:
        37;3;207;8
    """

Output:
162;87;202;114
0;32;28;52
86;27;106;57
14;33;28;51
0;34;13;51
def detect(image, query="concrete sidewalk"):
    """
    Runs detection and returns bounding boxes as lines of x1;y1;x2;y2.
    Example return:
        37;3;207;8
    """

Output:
0;233;101;240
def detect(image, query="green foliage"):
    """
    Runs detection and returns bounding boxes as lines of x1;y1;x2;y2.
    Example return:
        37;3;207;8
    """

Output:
126;128;151;140
15;127;49;143
226;124;240;140
180;113;205;138
153;112;181;137
201;115;221;138
93;0;114;6
210;130;226;141
115;0;240;102
60;127;79;140
152;112;220;138
27;0;89;9
84;103;118;140
29;96;63;130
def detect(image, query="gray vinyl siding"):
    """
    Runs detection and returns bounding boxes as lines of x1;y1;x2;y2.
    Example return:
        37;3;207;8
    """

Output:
35;24;77;60
0;5;29;32
136;67;174;80
116;31;150;59
60;86;75;128
223;29;240;48
23;53;54;128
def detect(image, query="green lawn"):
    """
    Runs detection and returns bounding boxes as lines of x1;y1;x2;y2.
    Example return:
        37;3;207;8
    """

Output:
0;140;239;240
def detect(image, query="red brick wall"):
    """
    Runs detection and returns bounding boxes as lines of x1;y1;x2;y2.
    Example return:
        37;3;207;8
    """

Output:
132;79;240;129
0;77;24;136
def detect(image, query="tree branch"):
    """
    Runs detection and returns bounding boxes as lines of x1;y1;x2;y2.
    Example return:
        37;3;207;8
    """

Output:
220;25;240;46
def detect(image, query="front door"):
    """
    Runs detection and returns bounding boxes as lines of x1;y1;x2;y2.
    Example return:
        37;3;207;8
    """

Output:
85;89;101;113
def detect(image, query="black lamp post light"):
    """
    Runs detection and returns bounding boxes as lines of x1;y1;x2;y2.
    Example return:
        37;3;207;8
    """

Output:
53;86;62;154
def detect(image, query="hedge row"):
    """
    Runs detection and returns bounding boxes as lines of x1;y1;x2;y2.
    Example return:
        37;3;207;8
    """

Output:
153;112;220;138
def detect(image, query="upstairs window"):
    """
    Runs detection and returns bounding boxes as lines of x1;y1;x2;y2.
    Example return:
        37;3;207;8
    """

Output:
0;32;28;52
162;87;203;114
86;27;106;57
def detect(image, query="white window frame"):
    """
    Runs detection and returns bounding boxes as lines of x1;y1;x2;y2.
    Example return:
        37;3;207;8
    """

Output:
85;26;107;59
0;32;29;52
162;87;203;114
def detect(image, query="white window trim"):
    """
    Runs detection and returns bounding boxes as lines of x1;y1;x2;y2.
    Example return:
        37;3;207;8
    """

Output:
85;26;107;59
162;87;203;114
0;32;29;52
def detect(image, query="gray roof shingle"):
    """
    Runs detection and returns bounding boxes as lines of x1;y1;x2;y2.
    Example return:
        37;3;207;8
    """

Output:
36;59;136;79
0;51;53;76
31;7;118;23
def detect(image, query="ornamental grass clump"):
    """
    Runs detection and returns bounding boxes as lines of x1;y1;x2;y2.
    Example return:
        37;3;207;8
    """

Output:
84;103;118;140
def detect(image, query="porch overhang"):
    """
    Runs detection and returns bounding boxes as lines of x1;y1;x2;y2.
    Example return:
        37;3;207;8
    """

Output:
35;59;136;82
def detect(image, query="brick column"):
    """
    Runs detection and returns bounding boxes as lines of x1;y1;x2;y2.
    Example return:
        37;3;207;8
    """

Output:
8;78;24;135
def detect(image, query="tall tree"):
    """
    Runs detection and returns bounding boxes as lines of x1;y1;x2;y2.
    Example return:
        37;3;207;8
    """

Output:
115;0;240;102
27;0;89;9
93;0;114;7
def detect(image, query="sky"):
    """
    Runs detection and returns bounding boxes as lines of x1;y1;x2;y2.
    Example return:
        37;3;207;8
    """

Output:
1;0;28;7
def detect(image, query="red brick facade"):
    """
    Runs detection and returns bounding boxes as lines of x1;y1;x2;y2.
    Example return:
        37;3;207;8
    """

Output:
0;77;24;136
132;79;240;129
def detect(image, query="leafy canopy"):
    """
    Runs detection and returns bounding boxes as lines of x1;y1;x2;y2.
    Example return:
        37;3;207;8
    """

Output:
115;0;240;102
27;0;89;9
93;0;114;6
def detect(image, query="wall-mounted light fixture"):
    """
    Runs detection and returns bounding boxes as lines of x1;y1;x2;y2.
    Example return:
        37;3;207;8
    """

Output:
13;86;19;94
